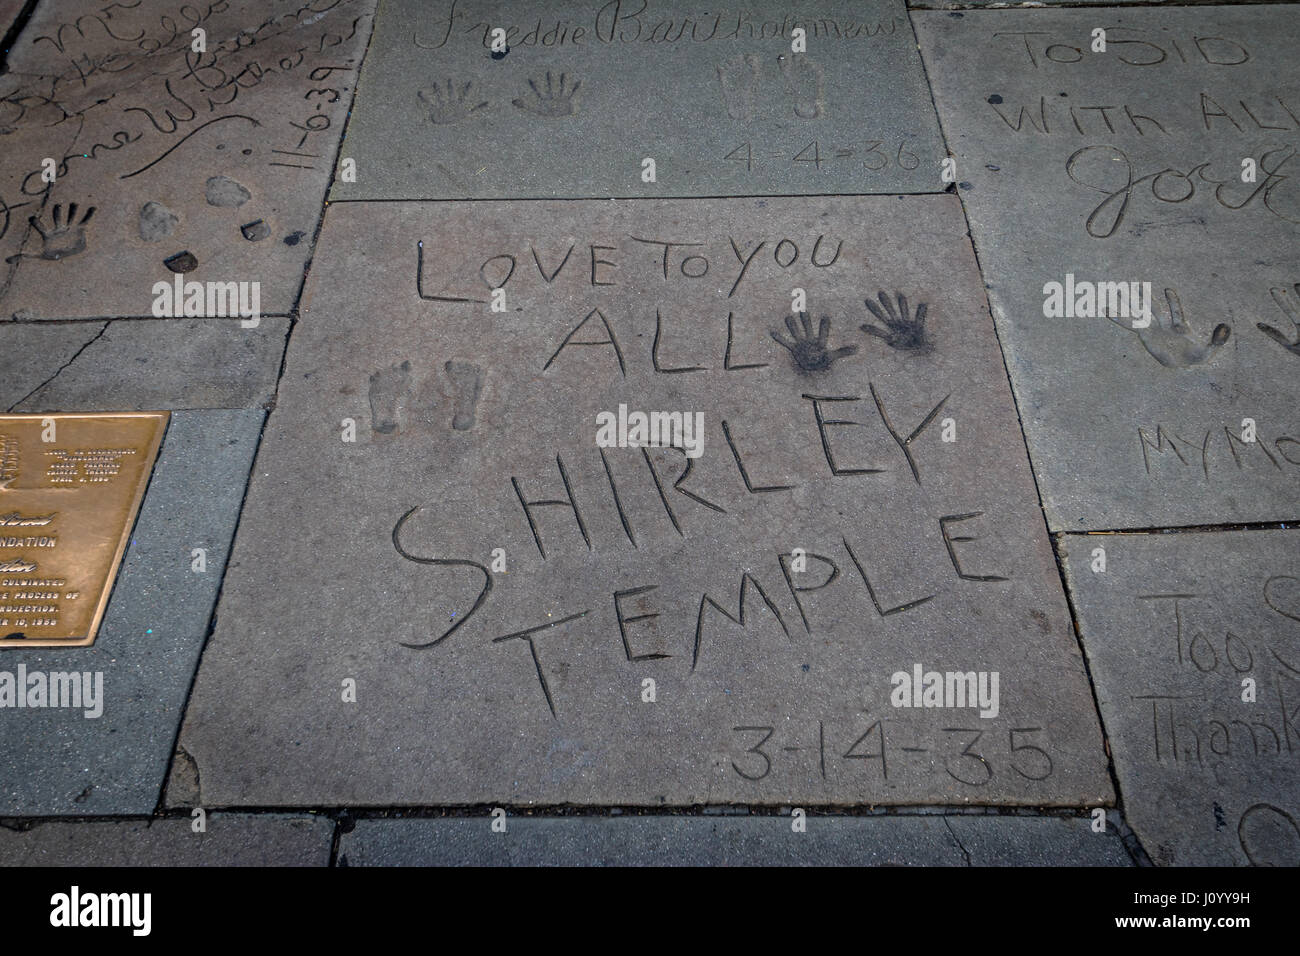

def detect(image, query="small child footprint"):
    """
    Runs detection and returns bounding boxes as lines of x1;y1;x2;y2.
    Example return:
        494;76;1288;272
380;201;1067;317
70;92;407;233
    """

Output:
716;53;761;122
445;360;484;431
368;361;412;435
778;53;825;119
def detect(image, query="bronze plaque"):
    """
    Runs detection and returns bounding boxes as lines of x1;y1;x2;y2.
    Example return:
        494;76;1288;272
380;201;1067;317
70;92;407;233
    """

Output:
0;412;168;648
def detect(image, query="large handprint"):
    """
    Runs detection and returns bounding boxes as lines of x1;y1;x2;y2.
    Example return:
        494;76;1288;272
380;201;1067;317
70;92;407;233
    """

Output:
5;202;96;262
1108;287;1230;368
770;313;858;372
417;79;489;124
1257;283;1300;357
512;72;582;118
861;290;932;353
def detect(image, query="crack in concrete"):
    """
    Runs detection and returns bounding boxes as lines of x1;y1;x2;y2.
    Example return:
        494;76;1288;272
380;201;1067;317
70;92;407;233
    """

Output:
942;816;972;866
5;317;107;411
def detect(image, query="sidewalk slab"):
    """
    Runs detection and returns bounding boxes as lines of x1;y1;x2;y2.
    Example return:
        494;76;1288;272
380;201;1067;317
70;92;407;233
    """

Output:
1061;529;1300;866
174;196;1110;808
914;7;1300;530
0;814;332;865
339;814;1130;865
0;0;376;320
0;408;264;815
0;317;288;412
331;0;946;199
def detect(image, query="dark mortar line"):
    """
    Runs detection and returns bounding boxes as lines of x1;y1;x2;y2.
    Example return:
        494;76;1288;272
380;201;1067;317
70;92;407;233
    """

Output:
1047;537;1153;867
287;5;379;319
5;805;1117;824
1106;808;1156;868
911;29;1150;867
5;318;108;411
328;819;343;867
150;404;275;816
151;9;381;817
0;0;40;74
326;190;955;203
1056;520;1297;536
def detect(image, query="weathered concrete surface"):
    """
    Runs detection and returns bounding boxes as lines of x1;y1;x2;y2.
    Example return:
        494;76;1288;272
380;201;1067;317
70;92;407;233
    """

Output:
0;317;288;411
0;409;264;815
339;814;1131;865
0;813;332;865
174;196;1110;808
915;7;1300;530
1061;528;1300;866
0;0;376;319
331;0;947;199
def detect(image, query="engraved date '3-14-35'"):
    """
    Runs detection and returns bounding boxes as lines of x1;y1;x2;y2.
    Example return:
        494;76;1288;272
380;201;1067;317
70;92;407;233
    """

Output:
730;720;1054;785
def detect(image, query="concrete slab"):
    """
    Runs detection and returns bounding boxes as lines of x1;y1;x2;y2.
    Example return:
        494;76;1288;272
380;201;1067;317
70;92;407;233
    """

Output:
0;320;99;411
331;0;947;200
0;0;376;320
0;317;288;411
338;814;1130;865
0;813;332;865
1061;528;1300;866
943;813;1131;865
0;408;264;815
174;196;1111;808
914;7;1300;530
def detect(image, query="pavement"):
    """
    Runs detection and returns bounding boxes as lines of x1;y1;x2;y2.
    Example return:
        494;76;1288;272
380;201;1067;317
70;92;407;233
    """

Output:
0;0;1296;867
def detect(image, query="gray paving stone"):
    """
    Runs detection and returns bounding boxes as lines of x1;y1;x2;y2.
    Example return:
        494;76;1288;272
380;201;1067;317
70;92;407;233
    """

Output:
914;7;1300;531
0;0;376;320
0;813;332;865
0;320;96;411
0;408;264;815
174;196;1110;808
1060;528;1300;866
1;317;287;411
944;814;1131;865
331;0;946;200
338;814;1129;865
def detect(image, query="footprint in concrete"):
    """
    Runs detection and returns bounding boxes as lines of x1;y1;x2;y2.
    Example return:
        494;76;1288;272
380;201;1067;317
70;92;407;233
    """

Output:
240;219;270;241
778;53;825;119
716;53;761;122
369;361;412;435
445;360;484;431
204;175;251;208
163;250;198;273
139;201;178;242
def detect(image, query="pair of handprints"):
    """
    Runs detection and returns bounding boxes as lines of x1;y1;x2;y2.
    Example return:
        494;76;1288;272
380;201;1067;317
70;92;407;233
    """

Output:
769;290;932;372
418;72;581;123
